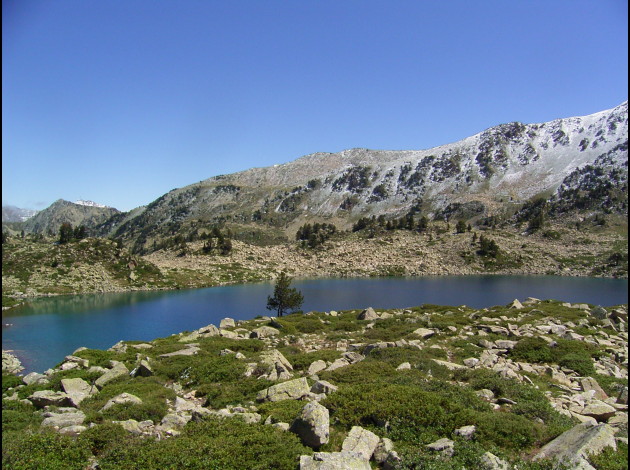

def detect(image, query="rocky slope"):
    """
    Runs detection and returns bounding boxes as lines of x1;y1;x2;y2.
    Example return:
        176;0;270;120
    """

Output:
2;298;627;469
95;101;627;252
22;199;120;236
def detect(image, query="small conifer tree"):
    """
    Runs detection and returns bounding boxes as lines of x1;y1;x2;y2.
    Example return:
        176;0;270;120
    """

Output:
266;271;304;317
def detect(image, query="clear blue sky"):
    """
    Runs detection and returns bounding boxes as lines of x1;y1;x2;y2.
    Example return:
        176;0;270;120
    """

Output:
3;0;628;212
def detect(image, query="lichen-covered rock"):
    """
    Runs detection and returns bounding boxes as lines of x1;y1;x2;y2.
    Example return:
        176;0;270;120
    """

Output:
480;451;510;470
29;390;72;408
2;351;24;374
100;392;143;412
299;452;371;470
580;377;608;401
341;426;380;461
130;359;153;377
41;409;86;429
533;421;616;468
219;318;236;328
290;401;330;448
358;307;378;320
259;349;294;381
95;361;130;389
256;377;310;402
310;380;338;395
308;360;328;376
61;377;97;406
22;372;49;386
412;327;435;339
250;326;280;339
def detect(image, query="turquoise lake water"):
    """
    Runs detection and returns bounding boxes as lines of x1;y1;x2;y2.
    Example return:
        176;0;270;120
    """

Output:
3;275;627;374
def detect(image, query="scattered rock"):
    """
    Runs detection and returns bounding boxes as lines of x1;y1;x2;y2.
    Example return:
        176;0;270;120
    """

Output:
256;377;310;402
299;452;371;470
95;361;130;389
358;307;378;320
100;392;143;412
533;421;616;468
341;426;380;461
480;451;510;470
250;326;280;339
29;390;72;408
290;401;330;448
308;360;328;376
426;437;455;457
219;317;236;328
454;424;476;440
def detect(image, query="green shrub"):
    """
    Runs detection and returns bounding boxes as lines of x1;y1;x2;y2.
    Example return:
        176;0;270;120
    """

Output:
2;429;91;470
81;376;175;424
80;422;129;456
2;373;23;394
2;400;41;432
558;353;595;376
510;337;554;363
257;399;304;424
587;441;628;470
97;416;311;469
198;377;272;409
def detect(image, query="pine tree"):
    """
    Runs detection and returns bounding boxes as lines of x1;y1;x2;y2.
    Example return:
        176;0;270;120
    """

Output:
266;271;304;317
59;223;73;244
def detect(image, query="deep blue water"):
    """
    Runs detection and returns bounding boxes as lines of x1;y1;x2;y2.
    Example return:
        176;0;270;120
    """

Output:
2;275;627;374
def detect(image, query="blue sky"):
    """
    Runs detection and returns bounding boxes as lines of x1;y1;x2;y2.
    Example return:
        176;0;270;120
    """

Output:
3;0;628;212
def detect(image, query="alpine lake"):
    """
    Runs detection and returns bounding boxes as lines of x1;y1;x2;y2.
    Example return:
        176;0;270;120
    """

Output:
3;275;628;374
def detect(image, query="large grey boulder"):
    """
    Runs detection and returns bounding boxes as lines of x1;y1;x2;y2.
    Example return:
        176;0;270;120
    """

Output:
290;401;330;448
341;426;380;461
426;438;455;457
412;327;435;339
95;361;130;389
311;380;338;395
581;377;608;401
2;351;24;374
480;451;510;470
259;349;294;381
250;326;280;339
299;452;371;470
41;409;86;430
29;390;72;408
533;421;616;468
358;308;378;320
256;377;310;402
61;377;97;406
308;360;328;376
100;392;143;412
198;324;220;337
219;317;236;328
22;372;49;386
130;359;153;378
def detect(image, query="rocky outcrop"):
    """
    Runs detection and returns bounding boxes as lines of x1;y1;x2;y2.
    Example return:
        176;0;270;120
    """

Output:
2;351;23;374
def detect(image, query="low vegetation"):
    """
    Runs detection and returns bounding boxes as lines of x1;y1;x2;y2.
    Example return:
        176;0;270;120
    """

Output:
2;299;627;469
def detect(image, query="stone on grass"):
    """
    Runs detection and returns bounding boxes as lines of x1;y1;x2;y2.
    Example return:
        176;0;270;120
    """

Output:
256;377;310;402
341;426;380;461
299;452;371;470
41;410;86;429
358;307;378;320
480;451;510;470
22;372;49;386
219;317;236;328
454;425;476;440
100;392;143;412
426;438;455;457
308;360;328;376
95;361;130;389
581;377;608;401
29;390;72;408
290;401;330;448
396;362;411;370
250;326;280;339
533;421;616;468
130;359;153;377
61;377;97;406
310;380;338;395
412;328;435;339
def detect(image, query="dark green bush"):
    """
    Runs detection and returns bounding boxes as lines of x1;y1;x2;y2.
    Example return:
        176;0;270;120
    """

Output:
2;373;23;394
2;400;41;432
2;429;91;470
97;417;312;469
558;353;595;376
80;422;129;456
510;337;554;363
587;441;628;470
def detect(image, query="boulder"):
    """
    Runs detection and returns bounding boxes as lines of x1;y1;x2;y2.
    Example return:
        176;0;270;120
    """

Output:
29;390;72;408
341;426;380;461
509;299;524;309
373;437;396;465
219;317;236;328
61;378;97;406
2;351;24;374
432;359;466;370
590;306;608;320
310;380;338;395
412;328;435;339
617;386;628;405
325;358;351;371
580;400;617;422
22;372;49;386
198;324;220;337
256;377;310;402
130;360;153;378
454;425;476;440
250;326;280;339
533;421;616;468
259;349;294;381
480;451;510;470
396;362;411;370
308;360;328;376
290;401;330;448
580;377;608;401
426;437;455;457
41;410;86;429
100;392;143;412
358;308;378;320
299;452;371;470
95;361;130;389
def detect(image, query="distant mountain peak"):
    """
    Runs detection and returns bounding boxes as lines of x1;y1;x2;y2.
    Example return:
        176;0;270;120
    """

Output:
74;200;109;208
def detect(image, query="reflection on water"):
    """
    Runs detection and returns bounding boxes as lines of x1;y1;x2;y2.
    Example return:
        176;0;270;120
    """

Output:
3;275;627;374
